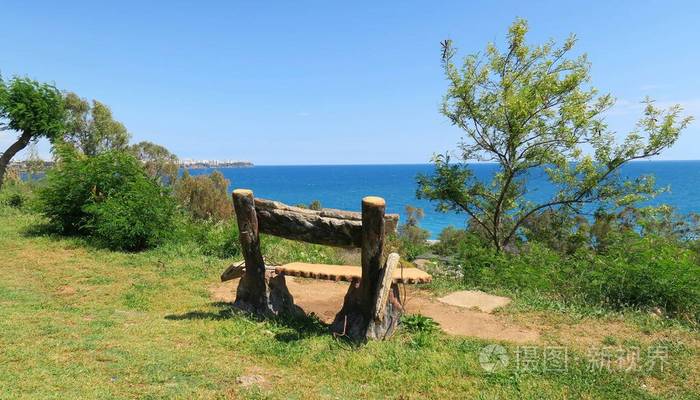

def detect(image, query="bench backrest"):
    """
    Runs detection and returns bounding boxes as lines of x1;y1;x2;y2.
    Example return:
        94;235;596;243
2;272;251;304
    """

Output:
253;197;399;248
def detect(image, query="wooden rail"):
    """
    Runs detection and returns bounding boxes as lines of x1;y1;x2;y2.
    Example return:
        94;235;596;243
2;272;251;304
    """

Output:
254;198;398;248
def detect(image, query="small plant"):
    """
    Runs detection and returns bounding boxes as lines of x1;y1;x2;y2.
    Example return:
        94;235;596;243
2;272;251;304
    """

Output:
401;314;439;334
309;200;322;210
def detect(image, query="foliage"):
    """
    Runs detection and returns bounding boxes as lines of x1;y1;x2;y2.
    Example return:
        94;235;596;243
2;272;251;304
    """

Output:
400;314;439;334
431;226;471;256
417;19;692;252
173;170;233;221
396;205;430;260
173;217;241;259
62;92;130;156
129;140;179;184
0;181;33;209
522;209;590;254
444;228;700;323
0;75;65;189
294;200;323;210
85;177;177;251
38;147;147;234
37;148;177;250
309;199;322;211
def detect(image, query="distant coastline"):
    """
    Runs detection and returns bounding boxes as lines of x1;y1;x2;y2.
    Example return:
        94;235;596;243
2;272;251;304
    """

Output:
179;160;254;169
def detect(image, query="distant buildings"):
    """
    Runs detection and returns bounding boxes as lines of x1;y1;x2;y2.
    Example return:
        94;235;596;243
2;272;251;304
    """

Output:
179;159;254;169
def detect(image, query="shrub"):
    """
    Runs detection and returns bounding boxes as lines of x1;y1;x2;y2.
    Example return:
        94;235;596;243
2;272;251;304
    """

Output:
0;182;31;209
38;148;178;251
583;234;700;320
39;148;147;234
449;232;700;322
432;226;471;256
174;170;233;221
309;200;322;211
198;219;241;259
85;178;177;251
396;206;430;260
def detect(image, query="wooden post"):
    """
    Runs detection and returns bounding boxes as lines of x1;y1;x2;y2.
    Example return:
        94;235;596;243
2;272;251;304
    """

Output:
232;189;301;316
360;196;386;314
331;196;403;341
232;189;268;314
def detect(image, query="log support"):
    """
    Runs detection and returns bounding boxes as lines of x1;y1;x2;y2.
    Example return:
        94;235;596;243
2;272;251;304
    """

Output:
231;189;301;317
330;197;404;342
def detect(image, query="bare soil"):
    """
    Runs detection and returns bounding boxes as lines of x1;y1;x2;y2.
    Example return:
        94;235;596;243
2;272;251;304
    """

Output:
210;276;539;343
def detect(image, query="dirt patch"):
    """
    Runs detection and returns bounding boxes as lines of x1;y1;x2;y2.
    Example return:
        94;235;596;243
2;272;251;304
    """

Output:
437;290;511;313
56;285;77;296
210;277;539;343
236;374;266;387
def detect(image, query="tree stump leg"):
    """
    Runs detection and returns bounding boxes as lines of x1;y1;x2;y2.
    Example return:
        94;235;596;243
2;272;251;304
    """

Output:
269;273;304;317
232;189;301;317
331;282;403;341
330;197;403;342
367;283;403;340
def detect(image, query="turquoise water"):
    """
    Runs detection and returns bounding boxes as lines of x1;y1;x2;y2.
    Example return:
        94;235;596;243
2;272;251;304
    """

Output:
187;161;700;237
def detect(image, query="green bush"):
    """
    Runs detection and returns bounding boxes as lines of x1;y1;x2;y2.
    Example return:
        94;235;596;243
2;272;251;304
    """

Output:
449;232;700;322
198;219;241;259
584;234;700;320
85;178;177;251
39;148;147;234
38;148;178;251
0;185;26;209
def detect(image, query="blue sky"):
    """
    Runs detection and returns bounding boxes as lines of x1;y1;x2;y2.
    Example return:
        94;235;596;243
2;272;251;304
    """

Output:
1;0;699;164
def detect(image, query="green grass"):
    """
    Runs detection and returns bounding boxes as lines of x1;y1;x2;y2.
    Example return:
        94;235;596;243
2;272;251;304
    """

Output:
1;206;699;399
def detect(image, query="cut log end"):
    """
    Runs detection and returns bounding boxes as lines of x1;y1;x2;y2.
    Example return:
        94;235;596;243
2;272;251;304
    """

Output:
233;188;254;197
362;196;386;207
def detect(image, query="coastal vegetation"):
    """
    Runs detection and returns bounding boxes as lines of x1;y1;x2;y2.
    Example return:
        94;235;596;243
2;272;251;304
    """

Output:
0;18;698;399
418;19;692;253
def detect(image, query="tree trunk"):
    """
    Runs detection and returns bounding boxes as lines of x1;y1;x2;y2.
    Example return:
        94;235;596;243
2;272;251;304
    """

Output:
0;131;33;189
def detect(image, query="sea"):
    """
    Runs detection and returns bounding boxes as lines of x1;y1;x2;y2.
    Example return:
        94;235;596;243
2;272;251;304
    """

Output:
185;161;700;238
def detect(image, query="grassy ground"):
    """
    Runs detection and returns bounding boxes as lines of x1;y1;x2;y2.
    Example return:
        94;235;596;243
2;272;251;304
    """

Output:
1;206;699;399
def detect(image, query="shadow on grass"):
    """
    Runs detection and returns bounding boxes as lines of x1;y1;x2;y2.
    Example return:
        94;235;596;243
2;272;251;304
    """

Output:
165;301;331;342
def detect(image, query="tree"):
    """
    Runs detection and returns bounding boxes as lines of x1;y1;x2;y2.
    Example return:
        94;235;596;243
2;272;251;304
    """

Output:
63;92;130;156
173;170;233;221
417;19;692;252
129;141;179;184
0;76;65;189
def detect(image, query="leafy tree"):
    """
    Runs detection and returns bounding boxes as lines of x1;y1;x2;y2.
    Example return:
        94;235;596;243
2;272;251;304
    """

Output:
0;76;65;189
129;141;179;184
63;92;130;156
417;19;692;252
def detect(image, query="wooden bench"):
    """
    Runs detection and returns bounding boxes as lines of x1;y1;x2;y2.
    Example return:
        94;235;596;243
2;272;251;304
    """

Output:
227;189;432;342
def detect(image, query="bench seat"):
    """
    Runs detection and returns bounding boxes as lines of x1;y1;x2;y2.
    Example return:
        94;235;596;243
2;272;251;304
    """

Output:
275;262;432;284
